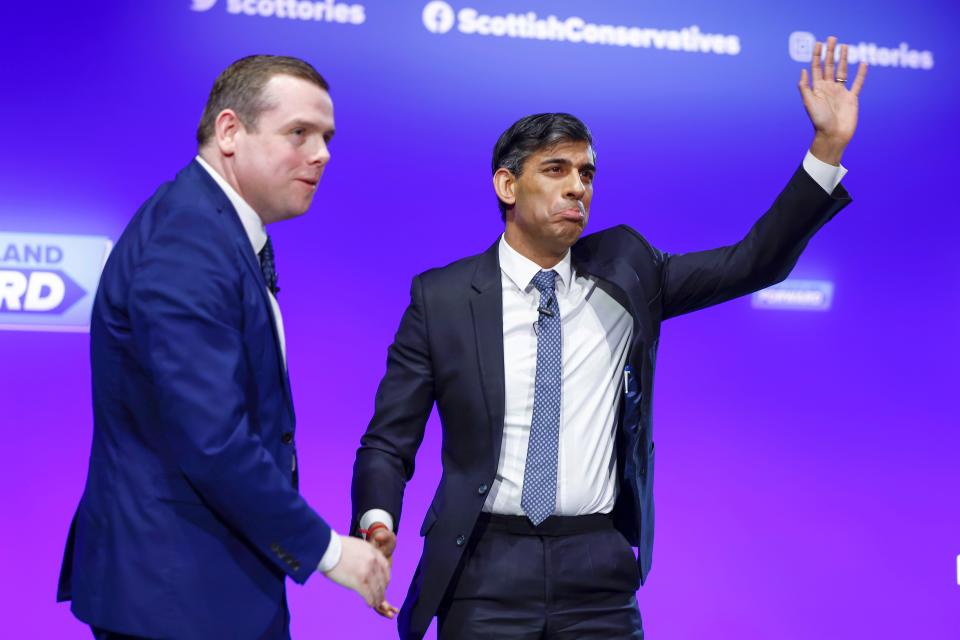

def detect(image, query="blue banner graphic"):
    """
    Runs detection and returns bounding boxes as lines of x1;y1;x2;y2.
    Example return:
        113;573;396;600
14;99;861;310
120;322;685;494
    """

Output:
0;232;112;332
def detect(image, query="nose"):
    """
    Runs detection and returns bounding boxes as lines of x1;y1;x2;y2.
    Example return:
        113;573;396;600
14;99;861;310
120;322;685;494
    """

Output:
565;173;586;201
310;137;331;167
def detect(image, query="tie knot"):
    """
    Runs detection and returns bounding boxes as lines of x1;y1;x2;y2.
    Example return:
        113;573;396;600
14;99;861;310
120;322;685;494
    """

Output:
531;269;557;294
259;236;274;261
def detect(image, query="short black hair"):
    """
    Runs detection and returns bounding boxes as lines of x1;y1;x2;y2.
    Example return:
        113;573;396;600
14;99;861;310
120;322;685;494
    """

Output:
491;113;595;220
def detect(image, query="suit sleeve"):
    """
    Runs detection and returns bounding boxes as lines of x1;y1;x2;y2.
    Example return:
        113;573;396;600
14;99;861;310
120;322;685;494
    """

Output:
128;209;330;585
657;164;851;319
351;275;435;536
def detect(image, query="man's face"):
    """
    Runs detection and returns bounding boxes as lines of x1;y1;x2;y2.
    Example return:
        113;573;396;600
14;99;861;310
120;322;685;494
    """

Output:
508;139;596;254
231;74;335;223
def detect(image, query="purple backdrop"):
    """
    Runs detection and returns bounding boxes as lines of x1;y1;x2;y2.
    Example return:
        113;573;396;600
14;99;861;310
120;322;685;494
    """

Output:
1;1;958;637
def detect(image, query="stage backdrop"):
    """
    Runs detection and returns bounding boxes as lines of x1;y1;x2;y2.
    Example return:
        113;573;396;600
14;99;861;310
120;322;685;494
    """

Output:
1;1;957;637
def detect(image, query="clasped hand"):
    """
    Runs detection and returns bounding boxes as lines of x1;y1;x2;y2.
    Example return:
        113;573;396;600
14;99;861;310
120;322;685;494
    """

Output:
324;534;396;616
367;524;399;619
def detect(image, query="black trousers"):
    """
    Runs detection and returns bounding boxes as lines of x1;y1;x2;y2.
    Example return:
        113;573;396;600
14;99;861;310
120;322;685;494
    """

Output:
437;513;644;640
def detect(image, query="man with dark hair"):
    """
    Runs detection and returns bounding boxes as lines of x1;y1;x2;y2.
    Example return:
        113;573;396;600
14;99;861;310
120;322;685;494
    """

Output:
352;38;866;639
490;113;595;221
57;54;392;639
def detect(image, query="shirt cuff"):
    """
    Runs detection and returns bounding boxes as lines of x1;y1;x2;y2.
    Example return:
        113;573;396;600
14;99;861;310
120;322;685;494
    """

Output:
317;529;342;574
360;509;395;536
802;150;848;194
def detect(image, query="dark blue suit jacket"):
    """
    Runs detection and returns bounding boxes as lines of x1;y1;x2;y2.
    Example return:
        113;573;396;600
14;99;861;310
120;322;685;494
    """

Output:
351;166;851;639
58;160;332;639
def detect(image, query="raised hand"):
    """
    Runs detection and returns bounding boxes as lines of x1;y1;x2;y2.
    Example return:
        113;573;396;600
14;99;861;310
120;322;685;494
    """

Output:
367;524;399;619
323;535;392;609
798;36;868;165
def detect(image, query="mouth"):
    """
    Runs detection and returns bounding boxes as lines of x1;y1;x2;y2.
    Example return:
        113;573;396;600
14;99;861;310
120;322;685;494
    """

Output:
554;204;586;223
296;178;319;189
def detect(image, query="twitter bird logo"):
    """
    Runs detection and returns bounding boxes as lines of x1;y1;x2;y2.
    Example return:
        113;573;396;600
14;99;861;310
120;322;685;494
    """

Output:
191;0;217;11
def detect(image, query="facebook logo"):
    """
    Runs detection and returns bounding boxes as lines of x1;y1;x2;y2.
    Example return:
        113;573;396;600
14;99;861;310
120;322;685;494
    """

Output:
191;0;218;11
0;232;112;332
422;1;455;34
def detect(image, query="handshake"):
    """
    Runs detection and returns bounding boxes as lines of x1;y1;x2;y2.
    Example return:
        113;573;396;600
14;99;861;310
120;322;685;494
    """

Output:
323;522;399;618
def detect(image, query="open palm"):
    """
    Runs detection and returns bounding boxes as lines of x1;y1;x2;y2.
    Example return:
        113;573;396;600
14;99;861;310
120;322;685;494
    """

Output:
798;36;867;156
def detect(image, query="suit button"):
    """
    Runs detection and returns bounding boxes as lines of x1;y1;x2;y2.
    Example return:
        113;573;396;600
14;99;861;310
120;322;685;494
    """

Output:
478;483;488;495
456;534;465;547
282;432;293;444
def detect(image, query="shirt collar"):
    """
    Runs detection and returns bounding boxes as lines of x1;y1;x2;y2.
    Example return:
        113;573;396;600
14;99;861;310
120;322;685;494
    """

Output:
195;155;268;255
498;233;573;294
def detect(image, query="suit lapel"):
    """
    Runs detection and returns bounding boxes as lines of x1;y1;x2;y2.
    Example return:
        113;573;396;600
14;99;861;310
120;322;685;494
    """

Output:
573;253;650;349
234;234;296;422
189;160;295;423
469;240;506;467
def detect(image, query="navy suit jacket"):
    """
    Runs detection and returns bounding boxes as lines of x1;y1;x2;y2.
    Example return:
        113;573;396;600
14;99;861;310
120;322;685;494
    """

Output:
58;160;332;639
351;166;851;639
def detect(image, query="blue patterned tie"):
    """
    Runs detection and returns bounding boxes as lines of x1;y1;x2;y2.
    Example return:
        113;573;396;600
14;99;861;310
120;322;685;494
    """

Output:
521;269;562;526
258;235;279;296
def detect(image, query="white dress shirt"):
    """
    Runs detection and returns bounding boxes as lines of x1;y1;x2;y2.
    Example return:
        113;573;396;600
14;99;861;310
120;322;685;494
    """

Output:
361;152;845;532
486;235;632;515
195;155;342;573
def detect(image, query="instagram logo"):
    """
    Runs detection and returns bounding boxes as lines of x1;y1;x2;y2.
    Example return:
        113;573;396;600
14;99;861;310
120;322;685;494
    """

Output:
788;31;815;62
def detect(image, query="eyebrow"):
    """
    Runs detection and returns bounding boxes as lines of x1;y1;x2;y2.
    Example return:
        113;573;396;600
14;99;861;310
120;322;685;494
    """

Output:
539;157;596;173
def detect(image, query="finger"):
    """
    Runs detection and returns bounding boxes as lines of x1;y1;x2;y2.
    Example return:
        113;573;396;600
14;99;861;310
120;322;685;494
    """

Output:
838;43;849;82
378;551;391;576
798;68;812;101
798;69;817;112
359;573;375;607
365;559;386;603
850;61;868;96
374;557;390;594
380;562;391;592
365;574;384;607
375;601;399;619
375;577;387;605
810;41;823;83
824;36;837;79
372;531;396;557
374;555;388;583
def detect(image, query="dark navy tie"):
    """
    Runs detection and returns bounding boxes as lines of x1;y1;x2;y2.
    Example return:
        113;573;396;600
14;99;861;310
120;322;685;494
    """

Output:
521;269;562;526
258;235;279;296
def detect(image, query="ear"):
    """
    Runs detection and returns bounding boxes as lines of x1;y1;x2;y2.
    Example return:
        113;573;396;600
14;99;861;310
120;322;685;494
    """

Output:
214;109;243;157
493;168;517;209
